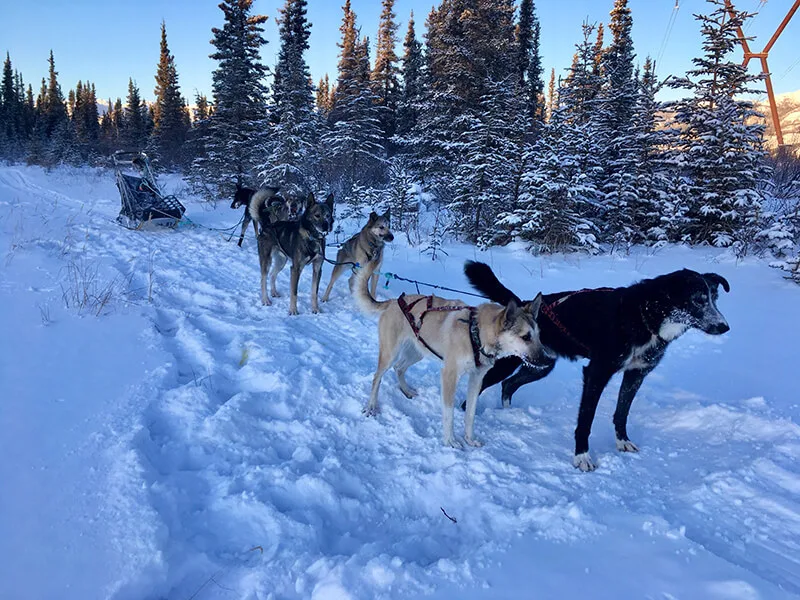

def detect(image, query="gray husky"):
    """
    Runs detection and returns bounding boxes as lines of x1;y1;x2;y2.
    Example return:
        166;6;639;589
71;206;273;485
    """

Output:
257;192;335;315
322;210;394;302
352;259;550;448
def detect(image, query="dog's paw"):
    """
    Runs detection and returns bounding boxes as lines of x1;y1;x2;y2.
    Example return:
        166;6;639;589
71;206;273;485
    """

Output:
311;307;320;314
464;436;483;448
271;290;282;298
288;307;298;316
399;386;418;399
362;404;379;417
501;396;512;409
261;298;272;307
573;452;597;472
443;437;463;449
616;438;639;453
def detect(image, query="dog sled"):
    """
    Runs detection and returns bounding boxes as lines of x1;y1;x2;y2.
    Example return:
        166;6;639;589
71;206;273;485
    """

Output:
113;150;185;228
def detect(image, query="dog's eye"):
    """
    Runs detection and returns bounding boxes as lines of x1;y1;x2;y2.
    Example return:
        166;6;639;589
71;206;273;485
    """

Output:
521;332;532;342
692;297;705;307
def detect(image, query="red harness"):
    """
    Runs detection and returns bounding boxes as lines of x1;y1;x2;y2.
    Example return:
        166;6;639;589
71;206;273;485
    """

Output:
396;293;490;368
540;287;614;354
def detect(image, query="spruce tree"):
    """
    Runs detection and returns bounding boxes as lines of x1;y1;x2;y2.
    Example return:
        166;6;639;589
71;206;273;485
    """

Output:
322;2;386;196
100;99;115;154
316;74;332;116
632;58;671;243
396;11;423;139
516;0;545;130
546;67;556;120
665;0;768;247
409;0;517;217
152;22;189;168
189;0;269;199
112;97;124;139
494;90;599;253
261;0;318;189
558;23;605;232
71;80;100;160
599;0;639;248
0;53;19;158
41;51;77;165
371;0;400;145
194;93;210;121
123;79;148;151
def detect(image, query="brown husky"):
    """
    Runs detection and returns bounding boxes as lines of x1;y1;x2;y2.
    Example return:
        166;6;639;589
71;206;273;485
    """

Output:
352;260;549;448
321;210;394;302
257;192;334;315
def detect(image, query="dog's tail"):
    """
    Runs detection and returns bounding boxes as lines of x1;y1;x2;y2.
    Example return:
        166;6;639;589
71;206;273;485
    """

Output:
248;187;279;228
464;261;522;305
352;259;393;315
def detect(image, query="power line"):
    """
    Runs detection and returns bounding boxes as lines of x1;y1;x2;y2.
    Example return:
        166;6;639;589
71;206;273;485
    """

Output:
655;0;680;73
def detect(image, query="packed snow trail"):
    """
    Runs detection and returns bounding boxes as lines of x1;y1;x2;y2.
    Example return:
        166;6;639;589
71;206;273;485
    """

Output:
1;166;799;599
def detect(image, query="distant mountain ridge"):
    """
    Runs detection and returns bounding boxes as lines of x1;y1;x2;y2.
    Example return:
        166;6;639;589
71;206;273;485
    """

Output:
755;90;800;148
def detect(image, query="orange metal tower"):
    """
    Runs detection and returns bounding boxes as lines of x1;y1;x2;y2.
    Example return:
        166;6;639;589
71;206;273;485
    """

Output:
724;0;800;147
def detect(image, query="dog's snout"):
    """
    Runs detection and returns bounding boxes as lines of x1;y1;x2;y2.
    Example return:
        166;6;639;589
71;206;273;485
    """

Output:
714;323;731;335
709;322;730;335
385;232;395;242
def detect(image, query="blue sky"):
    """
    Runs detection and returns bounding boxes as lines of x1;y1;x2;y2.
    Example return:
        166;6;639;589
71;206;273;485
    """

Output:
1;0;798;105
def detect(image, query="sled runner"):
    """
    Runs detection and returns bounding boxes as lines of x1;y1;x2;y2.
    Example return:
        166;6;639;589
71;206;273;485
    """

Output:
113;150;185;228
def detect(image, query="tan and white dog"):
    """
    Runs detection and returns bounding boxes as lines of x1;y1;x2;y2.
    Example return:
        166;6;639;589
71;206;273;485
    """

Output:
352;260;549;448
321;210;394;302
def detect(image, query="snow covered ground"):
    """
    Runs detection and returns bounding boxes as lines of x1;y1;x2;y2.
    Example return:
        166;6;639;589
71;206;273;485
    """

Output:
1;165;799;600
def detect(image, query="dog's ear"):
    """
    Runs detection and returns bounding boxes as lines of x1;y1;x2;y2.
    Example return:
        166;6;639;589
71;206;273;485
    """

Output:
503;298;521;329
383;208;390;220
325;193;335;210
305;192;317;209
703;272;730;293
524;292;543;320
368;211;378;222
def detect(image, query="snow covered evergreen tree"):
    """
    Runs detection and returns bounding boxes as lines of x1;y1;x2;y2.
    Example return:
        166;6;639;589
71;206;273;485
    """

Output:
492;22;605;252
395;12;423;139
409;0;519;239
665;0;768;247
456;80;525;244
152;22;189;169
494;91;599;253
260;0;318;190
384;156;419;242
322;1;386;197
316;74;332;117
0;53;25;160
631;58;671;244
188;0;269;200
121;79;148;152
371;0;400;147
35;51;78;166
71;80;100;161
558;23;605;232
598;0;639;248
545;67;556;120
516;0;545;133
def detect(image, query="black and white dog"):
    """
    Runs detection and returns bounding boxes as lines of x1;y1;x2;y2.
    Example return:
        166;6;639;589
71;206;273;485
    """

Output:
463;262;731;472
